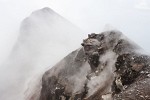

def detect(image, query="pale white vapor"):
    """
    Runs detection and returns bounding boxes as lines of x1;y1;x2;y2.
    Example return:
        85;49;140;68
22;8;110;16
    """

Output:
0;0;150;100
0;7;85;100
135;0;150;10
1;0;150;64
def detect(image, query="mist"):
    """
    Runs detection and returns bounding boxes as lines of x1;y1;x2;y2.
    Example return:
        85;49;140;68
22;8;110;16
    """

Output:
0;0;150;100
1;0;150;63
0;7;85;100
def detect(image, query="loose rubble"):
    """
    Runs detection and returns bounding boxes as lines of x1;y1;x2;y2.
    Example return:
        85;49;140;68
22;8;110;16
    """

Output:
38;30;150;100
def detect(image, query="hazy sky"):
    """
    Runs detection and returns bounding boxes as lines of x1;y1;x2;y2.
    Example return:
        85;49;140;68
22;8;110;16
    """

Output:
0;0;150;64
0;0;150;100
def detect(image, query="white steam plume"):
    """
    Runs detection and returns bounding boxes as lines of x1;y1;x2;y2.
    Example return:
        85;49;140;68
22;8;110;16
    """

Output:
0;7;85;100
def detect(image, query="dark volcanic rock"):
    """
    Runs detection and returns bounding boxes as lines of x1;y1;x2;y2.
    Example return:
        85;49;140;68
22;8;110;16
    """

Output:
40;48;90;100
39;30;150;100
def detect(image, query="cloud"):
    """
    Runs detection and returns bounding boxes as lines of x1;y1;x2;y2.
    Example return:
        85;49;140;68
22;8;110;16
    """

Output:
0;8;84;100
135;0;150;10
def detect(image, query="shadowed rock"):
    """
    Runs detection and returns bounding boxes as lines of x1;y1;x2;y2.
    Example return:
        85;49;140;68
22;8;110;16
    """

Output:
39;30;150;100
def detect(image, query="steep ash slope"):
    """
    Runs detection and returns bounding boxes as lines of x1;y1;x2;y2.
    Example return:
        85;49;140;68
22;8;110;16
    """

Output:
40;30;150;100
0;7;84;100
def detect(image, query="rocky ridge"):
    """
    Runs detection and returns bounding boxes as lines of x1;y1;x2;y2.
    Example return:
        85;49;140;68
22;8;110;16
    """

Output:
38;30;150;100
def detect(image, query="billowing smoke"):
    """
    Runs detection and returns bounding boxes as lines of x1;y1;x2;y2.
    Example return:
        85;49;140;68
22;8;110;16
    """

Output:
86;51;117;97
0;1;150;99
0;7;85;100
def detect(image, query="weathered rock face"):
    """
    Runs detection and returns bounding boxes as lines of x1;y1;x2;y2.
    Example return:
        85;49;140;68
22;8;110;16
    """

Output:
39;30;150;100
40;48;89;100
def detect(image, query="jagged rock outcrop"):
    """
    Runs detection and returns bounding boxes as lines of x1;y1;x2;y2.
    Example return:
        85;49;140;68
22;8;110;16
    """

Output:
39;30;150;100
